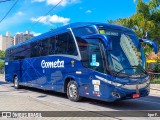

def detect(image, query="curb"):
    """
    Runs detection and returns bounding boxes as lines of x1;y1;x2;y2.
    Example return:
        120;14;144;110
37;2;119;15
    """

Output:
150;84;160;91
150;88;160;91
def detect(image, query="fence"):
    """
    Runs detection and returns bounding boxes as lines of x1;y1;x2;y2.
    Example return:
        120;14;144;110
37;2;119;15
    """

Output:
0;69;4;74
148;72;160;83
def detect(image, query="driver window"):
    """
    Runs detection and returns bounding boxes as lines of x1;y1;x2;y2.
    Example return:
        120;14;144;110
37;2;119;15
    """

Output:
77;37;104;73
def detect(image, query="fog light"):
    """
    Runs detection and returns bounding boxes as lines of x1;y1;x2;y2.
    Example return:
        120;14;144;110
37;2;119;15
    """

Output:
112;92;120;98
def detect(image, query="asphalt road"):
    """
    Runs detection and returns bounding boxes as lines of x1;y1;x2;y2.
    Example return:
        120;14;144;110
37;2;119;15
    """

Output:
0;75;160;120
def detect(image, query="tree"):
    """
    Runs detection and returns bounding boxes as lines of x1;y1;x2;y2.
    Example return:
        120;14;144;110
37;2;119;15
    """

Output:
0;62;4;70
0;50;5;72
25;37;29;40
108;0;160;45
0;50;5;60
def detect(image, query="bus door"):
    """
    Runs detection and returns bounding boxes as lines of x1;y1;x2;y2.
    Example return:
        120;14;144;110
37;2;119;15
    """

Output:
77;37;107;97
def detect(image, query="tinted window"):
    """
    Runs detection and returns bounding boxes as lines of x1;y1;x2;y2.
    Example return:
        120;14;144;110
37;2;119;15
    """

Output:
31;41;40;57
77;37;104;73
41;39;49;56
50;32;77;55
73;26;98;37
49;36;57;55
7;31;78;61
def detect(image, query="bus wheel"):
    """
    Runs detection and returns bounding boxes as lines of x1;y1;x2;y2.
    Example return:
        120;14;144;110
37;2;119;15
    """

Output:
67;80;82;102
14;76;20;89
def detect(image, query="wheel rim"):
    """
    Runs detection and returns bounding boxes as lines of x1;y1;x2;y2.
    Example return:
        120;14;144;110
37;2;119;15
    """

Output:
14;77;18;88
69;83;77;98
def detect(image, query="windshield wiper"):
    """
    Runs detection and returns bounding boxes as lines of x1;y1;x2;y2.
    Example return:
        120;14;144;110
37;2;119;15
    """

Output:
116;66;147;77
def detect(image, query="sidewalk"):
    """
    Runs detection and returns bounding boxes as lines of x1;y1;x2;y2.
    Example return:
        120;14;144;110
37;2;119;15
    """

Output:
150;84;160;96
150;84;160;91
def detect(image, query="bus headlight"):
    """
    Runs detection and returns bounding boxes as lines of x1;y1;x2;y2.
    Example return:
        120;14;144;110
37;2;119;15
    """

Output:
111;81;123;87
95;75;123;87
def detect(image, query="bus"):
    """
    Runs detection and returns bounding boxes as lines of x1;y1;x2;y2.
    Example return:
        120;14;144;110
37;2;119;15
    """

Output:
5;22;158;102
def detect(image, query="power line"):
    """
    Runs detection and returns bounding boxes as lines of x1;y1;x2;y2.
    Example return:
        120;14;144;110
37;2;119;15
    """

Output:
0;0;14;3
0;0;19;23
28;0;63;30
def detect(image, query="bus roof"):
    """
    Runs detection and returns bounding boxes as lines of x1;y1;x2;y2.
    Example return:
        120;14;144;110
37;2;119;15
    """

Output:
6;22;133;50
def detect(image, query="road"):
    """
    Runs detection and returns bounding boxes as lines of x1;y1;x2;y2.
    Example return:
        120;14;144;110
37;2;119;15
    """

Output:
0;75;160;120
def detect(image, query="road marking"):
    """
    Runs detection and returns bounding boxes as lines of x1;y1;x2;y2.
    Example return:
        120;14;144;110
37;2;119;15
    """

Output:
134;99;160;105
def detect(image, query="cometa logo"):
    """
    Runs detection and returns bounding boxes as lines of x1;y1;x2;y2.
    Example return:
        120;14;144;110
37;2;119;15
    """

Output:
41;59;64;68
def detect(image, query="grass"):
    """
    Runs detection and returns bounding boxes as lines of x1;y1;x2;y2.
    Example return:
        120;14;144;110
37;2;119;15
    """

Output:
150;78;160;84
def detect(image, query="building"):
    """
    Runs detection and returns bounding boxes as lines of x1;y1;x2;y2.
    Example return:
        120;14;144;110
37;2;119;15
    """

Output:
0;32;14;51
14;30;34;45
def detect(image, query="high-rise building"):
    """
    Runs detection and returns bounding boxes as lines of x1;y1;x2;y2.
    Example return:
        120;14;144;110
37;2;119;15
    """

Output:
14;30;34;45
0;32;14;51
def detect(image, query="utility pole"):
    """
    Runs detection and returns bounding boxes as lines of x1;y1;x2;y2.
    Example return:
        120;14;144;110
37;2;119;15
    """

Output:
0;0;14;3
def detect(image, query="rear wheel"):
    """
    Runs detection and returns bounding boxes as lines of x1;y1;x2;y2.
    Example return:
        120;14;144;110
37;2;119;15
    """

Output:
14;76;20;89
67;80;82;102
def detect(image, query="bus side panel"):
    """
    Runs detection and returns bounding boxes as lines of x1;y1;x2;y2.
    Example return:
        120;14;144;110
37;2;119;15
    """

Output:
43;56;66;92
5;60;21;83
21;58;46;88
40;56;83;93
36;57;52;90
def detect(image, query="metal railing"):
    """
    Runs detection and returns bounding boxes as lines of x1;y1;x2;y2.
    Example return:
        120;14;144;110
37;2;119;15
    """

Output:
148;72;160;82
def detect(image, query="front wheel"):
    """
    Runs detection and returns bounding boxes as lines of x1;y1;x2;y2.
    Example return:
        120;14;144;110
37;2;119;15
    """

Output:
67;80;82;102
14;76;20;89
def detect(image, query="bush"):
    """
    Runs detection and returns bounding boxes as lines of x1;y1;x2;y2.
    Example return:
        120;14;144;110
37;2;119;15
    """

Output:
154;63;160;73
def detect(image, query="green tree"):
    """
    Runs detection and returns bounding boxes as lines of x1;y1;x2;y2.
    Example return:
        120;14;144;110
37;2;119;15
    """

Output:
0;50;5;71
25;37;29;40
0;50;5;60
108;0;160;45
0;62;4;70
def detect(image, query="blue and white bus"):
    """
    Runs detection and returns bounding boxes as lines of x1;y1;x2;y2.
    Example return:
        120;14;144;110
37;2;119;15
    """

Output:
5;22;158;102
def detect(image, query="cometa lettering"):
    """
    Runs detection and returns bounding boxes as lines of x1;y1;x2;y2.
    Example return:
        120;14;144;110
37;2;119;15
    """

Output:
41;59;64;68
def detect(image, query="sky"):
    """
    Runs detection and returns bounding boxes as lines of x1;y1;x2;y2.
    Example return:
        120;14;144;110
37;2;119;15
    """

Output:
0;0;149;36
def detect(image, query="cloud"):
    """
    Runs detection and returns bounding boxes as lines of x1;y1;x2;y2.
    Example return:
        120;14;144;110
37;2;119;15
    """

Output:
86;10;92;13
16;32;23;34
32;0;45;2
31;14;70;25
32;0;80;6
16;31;41;36
31;31;42;36
133;0;136;3
16;11;24;16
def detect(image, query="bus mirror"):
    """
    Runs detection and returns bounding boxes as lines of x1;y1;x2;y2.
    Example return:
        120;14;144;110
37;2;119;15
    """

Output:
139;39;158;54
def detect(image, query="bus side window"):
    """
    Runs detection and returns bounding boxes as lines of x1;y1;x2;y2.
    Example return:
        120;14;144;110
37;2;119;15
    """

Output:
67;31;78;56
41;39;49;56
49;36;56;55
12;46;25;60
77;37;105;73
57;33;67;54
53;32;78;56
5;50;9;61
24;44;31;58
31;42;40;57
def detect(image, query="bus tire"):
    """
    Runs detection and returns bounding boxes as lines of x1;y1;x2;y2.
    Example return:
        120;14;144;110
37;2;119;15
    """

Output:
67;80;82;102
14;76;20;89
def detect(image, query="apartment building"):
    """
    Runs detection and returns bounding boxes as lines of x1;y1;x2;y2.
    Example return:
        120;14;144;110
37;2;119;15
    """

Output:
0;32;13;51
14;30;34;45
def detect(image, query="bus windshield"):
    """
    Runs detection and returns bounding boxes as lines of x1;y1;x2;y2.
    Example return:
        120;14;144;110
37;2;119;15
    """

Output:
100;30;146;76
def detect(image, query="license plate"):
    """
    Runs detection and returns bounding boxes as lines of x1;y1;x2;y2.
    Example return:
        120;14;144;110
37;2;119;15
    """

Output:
132;93;140;98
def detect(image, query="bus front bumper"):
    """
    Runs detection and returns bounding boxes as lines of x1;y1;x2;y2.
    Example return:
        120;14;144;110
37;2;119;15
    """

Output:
108;83;150;102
